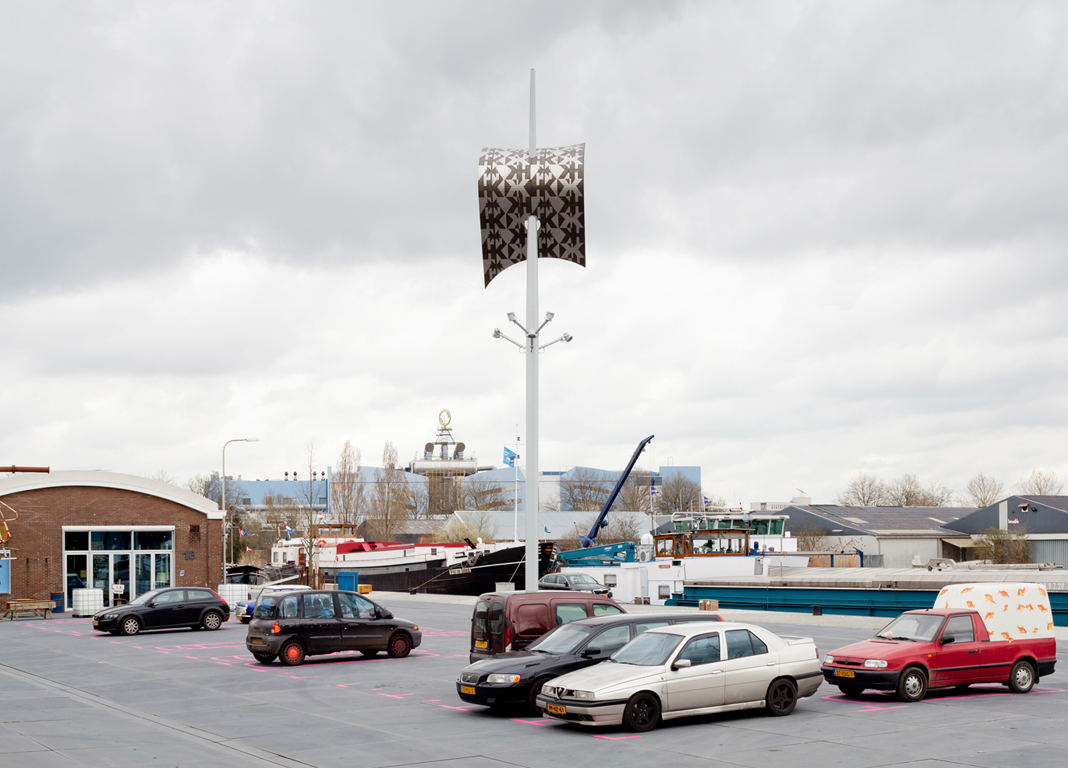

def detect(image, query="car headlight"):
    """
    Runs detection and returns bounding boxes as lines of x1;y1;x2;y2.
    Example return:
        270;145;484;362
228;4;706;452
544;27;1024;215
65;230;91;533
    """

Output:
566;690;595;700
823;655;835;665
487;674;521;684
103;613;119;620
863;659;888;668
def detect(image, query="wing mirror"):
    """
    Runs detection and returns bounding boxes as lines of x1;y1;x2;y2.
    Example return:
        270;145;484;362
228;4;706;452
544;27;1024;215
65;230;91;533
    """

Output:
376;607;394;620
580;647;602;658
939;633;955;646
672;659;692;670
147;601;157;607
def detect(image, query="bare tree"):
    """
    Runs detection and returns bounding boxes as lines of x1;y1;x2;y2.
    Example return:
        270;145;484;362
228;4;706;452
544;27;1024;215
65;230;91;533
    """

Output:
187;473;245;510
616;469;654;514
655;474;703;515
836;472;889;506
144;470;178;486
559;468;613;511
963;472;1004;508
262;491;299;541
792;523;829;551
366;442;408;541
463;475;513;511
885;474;953;507
973;525;1031;564
431;509;500;543
1016;470;1064;496
332;441;365;526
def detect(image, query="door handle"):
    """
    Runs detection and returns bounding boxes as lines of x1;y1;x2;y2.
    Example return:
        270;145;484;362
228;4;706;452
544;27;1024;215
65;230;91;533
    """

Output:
767;662;776;666
711;669;722;674
969;650;977;654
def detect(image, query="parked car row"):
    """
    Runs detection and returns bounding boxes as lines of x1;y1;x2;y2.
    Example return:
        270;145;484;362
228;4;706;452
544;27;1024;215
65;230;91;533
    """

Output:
89;578;1057;735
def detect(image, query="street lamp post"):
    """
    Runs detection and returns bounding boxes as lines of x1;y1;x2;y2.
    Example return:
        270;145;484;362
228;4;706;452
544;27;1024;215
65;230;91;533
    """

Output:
222;437;259;580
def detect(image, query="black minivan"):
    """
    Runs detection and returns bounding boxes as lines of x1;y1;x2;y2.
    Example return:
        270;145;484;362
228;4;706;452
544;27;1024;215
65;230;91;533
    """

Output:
245;589;422;666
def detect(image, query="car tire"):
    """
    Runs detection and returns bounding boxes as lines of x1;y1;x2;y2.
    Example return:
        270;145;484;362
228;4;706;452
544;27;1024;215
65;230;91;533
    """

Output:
252;652;276;664
387;633;412;659
897;666;927;702
359;649;381;658
1008;660;1035;693
120;617;141;636
279;641;306;666
838;684;864;698
527;676;552;714
766;679;798;716
201;611;223;631
622;692;661;732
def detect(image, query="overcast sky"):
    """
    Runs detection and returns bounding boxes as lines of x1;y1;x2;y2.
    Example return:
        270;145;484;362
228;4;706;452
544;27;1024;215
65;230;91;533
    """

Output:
3;1;1067;507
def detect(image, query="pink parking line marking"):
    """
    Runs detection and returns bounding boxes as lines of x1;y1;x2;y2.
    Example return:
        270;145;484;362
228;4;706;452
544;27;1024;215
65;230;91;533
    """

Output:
858;705;908;712
440;705;476;711
378;693;414;699
335;684;360;688
594;734;641;740
422;699;441;703
510;718;555;726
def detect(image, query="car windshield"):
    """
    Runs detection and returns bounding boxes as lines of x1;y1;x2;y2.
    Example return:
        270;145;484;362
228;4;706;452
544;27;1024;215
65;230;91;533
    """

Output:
128;588;166;606
568;574;599;585
876;613;945;642
611;632;683;666
528;624;595;654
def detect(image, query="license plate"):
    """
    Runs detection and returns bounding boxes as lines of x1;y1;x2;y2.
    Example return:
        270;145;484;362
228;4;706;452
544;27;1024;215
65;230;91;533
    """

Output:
461;685;476;695
249;637;265;645
548;704;566;715
834;669;855;678
475;640;488;649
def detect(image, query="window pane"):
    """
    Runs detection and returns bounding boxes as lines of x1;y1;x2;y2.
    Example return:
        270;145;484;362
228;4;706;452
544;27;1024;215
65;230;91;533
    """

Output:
135;531;173;550
155;554;171;588
592;603;623;617
489;601;504;634
726;629;754;659
136;554;152;597
65;531;89;551
474;600;489;632
679;633;722;665
635;621;670;634
187;589;213;601
66;554;87;604
592;625;631;654
303;593;335;618
554;603;588;625
748;630;768;655
93;531;131;551
279;595;299;618
945;616;975;643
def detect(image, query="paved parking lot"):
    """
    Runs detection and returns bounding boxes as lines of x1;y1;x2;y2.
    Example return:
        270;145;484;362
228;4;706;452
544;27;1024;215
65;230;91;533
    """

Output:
3;595;1068;767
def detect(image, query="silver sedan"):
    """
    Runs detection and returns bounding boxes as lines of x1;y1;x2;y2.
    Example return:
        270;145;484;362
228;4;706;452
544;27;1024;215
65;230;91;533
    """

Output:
536;621;822;731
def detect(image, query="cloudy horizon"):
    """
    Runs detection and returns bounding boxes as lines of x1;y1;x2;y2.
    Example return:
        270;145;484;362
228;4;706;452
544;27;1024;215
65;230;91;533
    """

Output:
3;1;1067;507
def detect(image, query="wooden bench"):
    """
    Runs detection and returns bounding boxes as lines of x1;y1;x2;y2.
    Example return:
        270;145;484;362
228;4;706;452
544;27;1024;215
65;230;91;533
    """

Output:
3;599;55;621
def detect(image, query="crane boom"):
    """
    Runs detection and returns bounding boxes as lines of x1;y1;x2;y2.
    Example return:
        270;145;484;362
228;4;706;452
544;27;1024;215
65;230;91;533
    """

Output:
580;434;654;547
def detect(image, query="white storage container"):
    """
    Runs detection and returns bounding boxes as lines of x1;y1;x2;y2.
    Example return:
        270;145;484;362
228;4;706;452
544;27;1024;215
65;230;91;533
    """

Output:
72;588;104;618
217;583;249;611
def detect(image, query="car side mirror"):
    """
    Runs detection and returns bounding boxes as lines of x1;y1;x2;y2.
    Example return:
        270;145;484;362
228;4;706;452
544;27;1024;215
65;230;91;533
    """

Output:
581;647;602;658
147;601;157;607
376;608;393;620
672;659;692;670
940;633;955;645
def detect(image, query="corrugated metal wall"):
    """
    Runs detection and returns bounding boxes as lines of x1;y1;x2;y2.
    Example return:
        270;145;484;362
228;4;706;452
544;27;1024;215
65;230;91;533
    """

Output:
1030;540;1068;568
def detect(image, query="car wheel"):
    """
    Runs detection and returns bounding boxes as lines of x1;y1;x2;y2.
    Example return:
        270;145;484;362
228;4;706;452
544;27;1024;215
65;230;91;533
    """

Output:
279;641;306;666
1008;660;1035;693
838;684;864;698
252;652;276;664
387;633;412;659
201;611;223;631
766;679;798;716
359;649;381;658
120;617;141;636
623;692;661;732
527;676;552;713
897;666;927;702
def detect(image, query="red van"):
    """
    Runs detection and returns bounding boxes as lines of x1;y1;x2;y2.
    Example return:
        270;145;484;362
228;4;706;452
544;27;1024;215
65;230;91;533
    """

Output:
822;582;1057;701
470;590;625;663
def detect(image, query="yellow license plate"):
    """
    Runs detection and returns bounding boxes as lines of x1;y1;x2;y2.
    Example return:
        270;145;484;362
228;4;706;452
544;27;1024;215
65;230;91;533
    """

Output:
548;704;566;715
461;685;476;695
834;669;855;678
475;640;488;649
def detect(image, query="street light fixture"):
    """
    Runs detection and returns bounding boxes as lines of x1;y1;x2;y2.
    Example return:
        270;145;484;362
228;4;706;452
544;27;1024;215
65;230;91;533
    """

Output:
222;437;259;578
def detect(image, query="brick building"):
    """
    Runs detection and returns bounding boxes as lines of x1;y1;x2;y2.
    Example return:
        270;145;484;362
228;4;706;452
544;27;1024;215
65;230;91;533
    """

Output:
0;471;222;608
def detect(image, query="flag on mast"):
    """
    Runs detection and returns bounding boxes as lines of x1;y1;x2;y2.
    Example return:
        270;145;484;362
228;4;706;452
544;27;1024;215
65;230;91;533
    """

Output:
503;446;517;467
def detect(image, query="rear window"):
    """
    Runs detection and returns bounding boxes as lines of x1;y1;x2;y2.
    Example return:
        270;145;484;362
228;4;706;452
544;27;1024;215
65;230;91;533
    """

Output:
592;603;623;617
474;600;489;633
555;603;588;625
254;593;301;619
187;589;213;601
489;601;504;634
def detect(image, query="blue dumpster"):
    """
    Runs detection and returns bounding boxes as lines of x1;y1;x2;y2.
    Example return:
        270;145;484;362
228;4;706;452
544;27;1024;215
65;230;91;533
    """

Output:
337;572;359;592
51;593;64;613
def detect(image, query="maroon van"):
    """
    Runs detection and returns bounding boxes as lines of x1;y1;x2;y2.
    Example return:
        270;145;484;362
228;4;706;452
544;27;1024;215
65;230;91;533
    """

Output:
470;590;625;663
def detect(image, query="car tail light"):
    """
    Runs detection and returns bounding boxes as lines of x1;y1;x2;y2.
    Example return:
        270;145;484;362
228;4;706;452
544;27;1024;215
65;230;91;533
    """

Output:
504;626;512;648
271;622;281;634
210;589;223;599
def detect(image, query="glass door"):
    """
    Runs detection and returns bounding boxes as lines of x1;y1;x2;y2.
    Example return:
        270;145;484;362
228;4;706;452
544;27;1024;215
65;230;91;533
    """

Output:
67;553;88;607
92;553;132;606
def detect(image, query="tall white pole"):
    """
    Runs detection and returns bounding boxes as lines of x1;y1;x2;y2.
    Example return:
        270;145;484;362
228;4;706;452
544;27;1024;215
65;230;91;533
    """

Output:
524;68;540;591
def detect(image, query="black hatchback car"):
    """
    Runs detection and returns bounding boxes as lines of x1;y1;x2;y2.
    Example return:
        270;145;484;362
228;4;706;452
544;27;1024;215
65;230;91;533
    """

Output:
538;572;612;596
457;611;723;712
91;587;230;636
245;589;422;666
